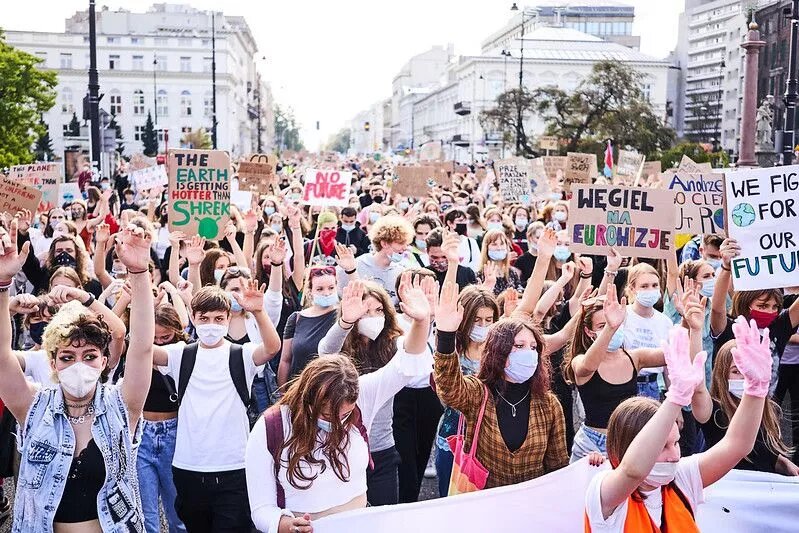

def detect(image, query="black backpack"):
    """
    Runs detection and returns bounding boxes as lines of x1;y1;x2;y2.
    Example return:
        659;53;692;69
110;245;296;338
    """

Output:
177;342;260;428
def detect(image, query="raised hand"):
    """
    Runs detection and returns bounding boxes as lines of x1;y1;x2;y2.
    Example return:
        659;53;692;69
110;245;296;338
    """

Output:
95;222;111;244
683;295;707;332
537;228;557;258
232;278;266;313
577;256;593;277
481;262;498;290
435;280;463;332
421;275;438;321
398;271;431;322
663;326;707;406
340;279;369;324
224;222;238;241
720;238;741;269
559;261;576;283
0;219;30;282
48;285;90;305
286;204;302;230
242;210;259;233
15;209;32;233
268;237;288;265
9;293;40;315
183;236;207;265
602;283;627;330
606;248;623;272
731;316;773;398
176;279;193;306
168;230;186;248
115;225;152;272
335;242;356;272
441;230;461;263
503;289;519;318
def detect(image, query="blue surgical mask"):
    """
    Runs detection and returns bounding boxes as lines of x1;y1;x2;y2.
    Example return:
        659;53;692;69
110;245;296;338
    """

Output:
341;223;356;232
227;292;243;313
488;249;507;261
415;239;427;250
699;278;716;298
487;221;503;232
317;419;333;432
313;293;339;308
469;324;490;343
390;252;405;264
553;245;570;262
504;348;539;382
399;201;409;211
515;218;528;231
636;289;661;308
264;206;276;216
607;328;625;351
728;379;745;399
271;224;283;234
214;269;226;283
369;212;380;223
706;258;722;270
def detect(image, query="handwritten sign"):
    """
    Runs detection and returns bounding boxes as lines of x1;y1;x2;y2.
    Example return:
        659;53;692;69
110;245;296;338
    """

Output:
8;163;61;212
130;165;168;193
392;166;453;197
167;149;231;240
542;156;568;183
568;185;677;259
678;155;713;174
565;152;596;192
0;177;43;217
667;172;725;235
495;158;533;204
302;169;352;207
238;153;277;194
724;165;799;290
613;150;644;186
418;141;443;162
539;136;559;151
635;161;663;187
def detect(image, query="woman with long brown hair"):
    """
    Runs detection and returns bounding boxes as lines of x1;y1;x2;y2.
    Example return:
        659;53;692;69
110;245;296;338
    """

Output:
477;229;523;296
245;277;432;533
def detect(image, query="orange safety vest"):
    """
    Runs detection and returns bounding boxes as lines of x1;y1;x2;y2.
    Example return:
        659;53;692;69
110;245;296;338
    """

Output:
584;483;699;533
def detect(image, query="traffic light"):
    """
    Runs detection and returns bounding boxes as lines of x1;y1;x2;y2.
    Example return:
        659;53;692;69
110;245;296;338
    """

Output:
364;122;370;132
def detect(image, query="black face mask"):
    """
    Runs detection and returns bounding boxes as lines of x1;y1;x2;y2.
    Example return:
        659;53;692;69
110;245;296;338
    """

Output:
54;250;77;269
29;321;47;345
372;195;384;204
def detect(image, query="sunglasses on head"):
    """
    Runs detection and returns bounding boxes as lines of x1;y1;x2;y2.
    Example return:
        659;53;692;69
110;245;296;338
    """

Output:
225;266;252;277
309;266;336;277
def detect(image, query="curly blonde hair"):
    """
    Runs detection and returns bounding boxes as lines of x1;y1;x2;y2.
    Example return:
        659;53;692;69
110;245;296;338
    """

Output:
42;301;112;382
368;215;414;251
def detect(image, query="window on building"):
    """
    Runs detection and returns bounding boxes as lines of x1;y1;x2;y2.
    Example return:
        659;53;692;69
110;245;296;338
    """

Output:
203;92;213;117
180;90;192;116
641;84;652;102
134;125;145;142
61;87;73;114
63;123;71;136
203;57;212;73
156;55;167;71
133;89;145;115
180;56;191;72
110;91;122;115
131;55;144;70
181;126;193;136
60;53;73;69
109;54;120;70
158;130;166;142
154;37;168;46
131;37;141;45
157;89;168;117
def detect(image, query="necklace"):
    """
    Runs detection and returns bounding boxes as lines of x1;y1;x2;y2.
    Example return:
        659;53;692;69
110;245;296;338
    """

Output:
495;388;530;417
65;400;92;408
64;404;95;425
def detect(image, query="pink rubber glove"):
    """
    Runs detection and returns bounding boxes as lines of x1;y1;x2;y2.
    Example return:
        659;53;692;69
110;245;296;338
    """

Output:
663;326;707;407
731;316;772;398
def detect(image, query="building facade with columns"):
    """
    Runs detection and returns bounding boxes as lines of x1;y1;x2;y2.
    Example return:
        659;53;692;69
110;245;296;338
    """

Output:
5;3;273;169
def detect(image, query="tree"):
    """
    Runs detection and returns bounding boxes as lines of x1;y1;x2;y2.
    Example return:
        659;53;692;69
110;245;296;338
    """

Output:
181;128;212;150
0;31;57;168
661;142;729;170
33;121;55;161
65;112;81;137
479;88;538;157
141;111;158;156
274;104;304;153
531;60;675;158
326;128;351;153
109;113;125;155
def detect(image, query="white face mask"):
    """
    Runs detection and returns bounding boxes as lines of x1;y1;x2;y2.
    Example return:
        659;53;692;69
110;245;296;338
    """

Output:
358;316;385;341
643;461;678;487
728;379;745;399
195;324;229;346
58;362;103;398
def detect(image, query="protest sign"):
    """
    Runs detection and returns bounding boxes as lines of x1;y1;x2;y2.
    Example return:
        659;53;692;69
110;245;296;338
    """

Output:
0;177;43;217
130;165;168;193
8;163;61;212
495;158;533;204
542;156;567;183
58;183;82;205
635;161;663;187
167;149;231;240
301;169;352;207
564;152;596;192
538;136;559;151
666;172;725;235
128;153;155;171
418;141;443;161
238;153;277;194
568;184;676;259
392;166;453;197
678;155;713;174
613;150;644;185
231;190;253;211
724;165;799;290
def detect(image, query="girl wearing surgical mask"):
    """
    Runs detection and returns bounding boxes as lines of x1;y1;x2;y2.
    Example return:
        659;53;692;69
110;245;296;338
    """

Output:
545;201;569;232
433;280;569;488
27;207;67;260
586;319;772;531
219;267;264;345
564;285;669;463
691;337;798;476
478;230;523;296
434;286;498;497
198;247;232;287
483;207;506;235
510;205;533;253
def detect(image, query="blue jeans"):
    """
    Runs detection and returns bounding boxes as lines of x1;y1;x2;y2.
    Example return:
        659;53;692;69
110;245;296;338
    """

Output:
637;379;661;400
570;425;607;464
137;418;185;533
435;447;454;498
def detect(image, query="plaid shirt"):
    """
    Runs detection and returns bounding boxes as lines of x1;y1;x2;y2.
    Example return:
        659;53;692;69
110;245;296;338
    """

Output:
434;350;569;488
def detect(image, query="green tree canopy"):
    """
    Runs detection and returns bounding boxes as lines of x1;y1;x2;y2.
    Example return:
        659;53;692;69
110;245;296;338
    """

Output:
0;30;57;167
326;128;351;153
479;88;538;157
33;121;55;161
141;111;158;156
274;104;304;153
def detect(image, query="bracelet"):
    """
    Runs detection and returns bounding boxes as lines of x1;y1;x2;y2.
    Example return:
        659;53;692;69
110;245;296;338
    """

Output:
605;270;618;277
721;264;731;272
128;268;149;275
339;318;354;330
0;286;10;293
270;262;284;267
340;317;356;325
579;272;592;279
345;268;356;275
82;295;96;307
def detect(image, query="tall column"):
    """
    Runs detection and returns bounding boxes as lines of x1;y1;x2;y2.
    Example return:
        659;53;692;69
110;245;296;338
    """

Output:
738;21;766;167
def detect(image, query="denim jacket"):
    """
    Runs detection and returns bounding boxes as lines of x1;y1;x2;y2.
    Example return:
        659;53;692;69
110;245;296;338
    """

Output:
14;384;144;533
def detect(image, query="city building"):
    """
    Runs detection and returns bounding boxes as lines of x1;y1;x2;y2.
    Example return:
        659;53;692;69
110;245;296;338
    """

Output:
6;3;273;175
350;100;388;154
481;1;641;54
754;0;792;137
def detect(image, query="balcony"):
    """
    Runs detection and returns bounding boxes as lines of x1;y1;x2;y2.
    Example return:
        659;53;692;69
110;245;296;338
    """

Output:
453;102;471;116
452;134;470;146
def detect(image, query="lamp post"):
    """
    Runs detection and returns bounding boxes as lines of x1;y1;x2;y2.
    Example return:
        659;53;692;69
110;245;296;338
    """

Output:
715;60;725;153
779;0;799;165
152;53;158;125
88;0;101;173
211;11;218;149
699;105;708;143
501;49;511;91
510;3;533;155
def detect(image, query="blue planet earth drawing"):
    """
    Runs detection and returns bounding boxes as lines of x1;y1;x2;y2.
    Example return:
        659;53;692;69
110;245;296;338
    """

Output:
731;203;756;227
713;208;725;230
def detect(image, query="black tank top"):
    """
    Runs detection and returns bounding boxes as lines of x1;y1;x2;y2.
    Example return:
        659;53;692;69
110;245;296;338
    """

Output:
54;439;105;523
143;369;179;413
577;351;637;429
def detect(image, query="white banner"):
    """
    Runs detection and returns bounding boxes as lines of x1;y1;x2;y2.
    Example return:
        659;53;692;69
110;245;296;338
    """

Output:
314;460;799;533
130;164;168;193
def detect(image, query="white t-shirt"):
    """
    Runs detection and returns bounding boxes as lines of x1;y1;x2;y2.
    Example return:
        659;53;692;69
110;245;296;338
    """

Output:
162;340;261;472
585;454;705;532
622;306;673;375
22;350;56;386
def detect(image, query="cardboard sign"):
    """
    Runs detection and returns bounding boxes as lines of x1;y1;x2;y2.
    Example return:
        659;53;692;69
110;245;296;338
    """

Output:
565;153;596;192
167;149;231;240
568;185;677;259
301;169;352;207
128;153;155;171
542;156;568;183
418;141;443;162
238;153;276;194
231;190;253;211
58;183;82;206
8;163;61;212
539;136;559;151
613;150;644;186
636;161;663;187
495;158;533;204
724;165;799;290
0;177;43;217
666;172;725;235
678;155;713;174
392;166;453;197
130;165;168;193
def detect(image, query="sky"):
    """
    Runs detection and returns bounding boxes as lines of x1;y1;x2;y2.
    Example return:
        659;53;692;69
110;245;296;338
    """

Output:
2;0;682;148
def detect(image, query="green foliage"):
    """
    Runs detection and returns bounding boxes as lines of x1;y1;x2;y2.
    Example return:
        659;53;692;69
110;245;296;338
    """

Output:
326;128;351;153
141;111;158;156
33;121;55;161
181;128;212;150
274;104;304;152
66;112;81;137
0;30;58;167
660;142;729;169
479;88;538;157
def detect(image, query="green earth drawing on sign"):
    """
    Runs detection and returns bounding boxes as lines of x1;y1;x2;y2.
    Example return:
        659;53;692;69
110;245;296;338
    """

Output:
197;216;221;239
731;203;756;227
